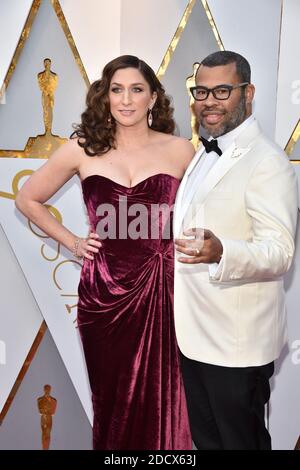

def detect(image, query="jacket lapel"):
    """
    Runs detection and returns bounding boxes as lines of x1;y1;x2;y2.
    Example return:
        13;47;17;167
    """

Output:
174;119;262;236
189;143;251;208
191;119;261;208
173;146;205;236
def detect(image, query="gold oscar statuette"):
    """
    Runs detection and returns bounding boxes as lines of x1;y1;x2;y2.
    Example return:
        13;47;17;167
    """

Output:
186;62;200;150
38;58;58;135
37;384;57;450
0;57;67;159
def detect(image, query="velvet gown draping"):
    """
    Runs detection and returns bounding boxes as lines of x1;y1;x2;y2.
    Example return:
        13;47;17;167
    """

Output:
77;173;192;450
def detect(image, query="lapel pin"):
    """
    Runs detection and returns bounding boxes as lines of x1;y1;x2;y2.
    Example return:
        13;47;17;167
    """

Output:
231;147;249;158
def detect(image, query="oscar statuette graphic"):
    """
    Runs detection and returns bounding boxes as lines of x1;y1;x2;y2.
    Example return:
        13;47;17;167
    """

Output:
0;57;67;158
186;62;200;149
37;384;57;450
38;58;58;136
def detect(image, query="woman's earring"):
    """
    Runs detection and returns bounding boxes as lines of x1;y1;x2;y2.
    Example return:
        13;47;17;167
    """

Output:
107;113;112;127
148;108;153;127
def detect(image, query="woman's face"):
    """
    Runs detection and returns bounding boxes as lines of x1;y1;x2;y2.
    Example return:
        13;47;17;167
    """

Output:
108;67;157;128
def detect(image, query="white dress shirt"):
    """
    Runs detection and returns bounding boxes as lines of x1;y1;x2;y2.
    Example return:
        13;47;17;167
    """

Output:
183;115;255;278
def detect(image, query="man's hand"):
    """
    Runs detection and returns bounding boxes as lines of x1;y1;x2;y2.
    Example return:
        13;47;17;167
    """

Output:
175;228;223;264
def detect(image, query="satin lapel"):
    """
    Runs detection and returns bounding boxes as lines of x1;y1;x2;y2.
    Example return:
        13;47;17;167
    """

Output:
173;146;205;236
189;143;251;210
174;119;261;236
198;119;261;204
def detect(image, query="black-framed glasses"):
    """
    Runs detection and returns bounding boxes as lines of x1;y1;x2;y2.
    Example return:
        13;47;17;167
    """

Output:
189;82;249;101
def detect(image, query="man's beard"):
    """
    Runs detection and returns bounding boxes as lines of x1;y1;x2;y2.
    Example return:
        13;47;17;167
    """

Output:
199;94;247;138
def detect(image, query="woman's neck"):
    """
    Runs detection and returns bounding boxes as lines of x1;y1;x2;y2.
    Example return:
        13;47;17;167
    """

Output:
115;122;153;151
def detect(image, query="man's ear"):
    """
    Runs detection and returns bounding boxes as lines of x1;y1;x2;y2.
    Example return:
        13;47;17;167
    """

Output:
245;84;255;104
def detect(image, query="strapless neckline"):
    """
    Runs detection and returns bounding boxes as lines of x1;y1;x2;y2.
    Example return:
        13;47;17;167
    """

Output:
80;173;180;190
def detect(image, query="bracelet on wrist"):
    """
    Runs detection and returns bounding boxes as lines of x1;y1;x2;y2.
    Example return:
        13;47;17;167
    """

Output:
72;237;84;259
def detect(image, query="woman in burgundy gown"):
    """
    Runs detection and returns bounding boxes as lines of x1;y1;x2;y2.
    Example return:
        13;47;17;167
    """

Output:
16;55;194;450
78;173;188;449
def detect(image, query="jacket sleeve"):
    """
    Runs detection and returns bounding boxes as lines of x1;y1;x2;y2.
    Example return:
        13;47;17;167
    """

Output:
211;154;298;283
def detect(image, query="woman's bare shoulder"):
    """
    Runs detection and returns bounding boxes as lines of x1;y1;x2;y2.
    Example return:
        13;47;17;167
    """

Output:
169;135;195;150
153;132;194;150
160;134;195;168
57;137;84;155
49;137;86;164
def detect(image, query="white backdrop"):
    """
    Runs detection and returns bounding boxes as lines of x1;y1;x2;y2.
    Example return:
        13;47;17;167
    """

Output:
0;159;93;423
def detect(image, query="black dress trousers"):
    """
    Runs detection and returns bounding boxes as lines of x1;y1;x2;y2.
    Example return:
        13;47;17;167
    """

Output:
180;351;274;450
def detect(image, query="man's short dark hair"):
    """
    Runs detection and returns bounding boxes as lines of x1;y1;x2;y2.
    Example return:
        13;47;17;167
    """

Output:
200;51;251;83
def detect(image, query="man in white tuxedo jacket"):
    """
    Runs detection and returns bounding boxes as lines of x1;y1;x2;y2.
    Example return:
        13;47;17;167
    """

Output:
174;51;298;450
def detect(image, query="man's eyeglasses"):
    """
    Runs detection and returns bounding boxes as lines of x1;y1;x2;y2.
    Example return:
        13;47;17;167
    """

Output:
189;82;249;101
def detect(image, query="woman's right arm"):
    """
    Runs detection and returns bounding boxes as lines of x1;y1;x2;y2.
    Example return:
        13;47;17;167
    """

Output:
15;139;101;259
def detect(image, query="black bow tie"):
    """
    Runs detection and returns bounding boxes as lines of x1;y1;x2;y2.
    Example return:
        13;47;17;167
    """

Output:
200;136;222;156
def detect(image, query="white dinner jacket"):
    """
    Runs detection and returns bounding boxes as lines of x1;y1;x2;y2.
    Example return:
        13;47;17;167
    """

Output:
173;119;298;367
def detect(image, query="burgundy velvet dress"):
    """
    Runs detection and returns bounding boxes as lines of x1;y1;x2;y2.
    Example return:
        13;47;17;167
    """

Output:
77;173;192;450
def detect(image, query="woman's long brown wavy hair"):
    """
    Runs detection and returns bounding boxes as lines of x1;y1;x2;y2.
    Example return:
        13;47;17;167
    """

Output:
71;55;175;156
